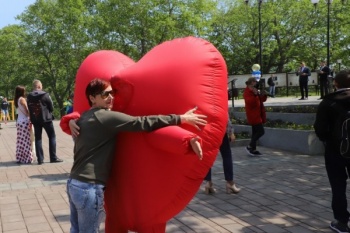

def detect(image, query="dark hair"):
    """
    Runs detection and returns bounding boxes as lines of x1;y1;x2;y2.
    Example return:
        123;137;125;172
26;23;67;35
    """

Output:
85;78;110;106
335;70;350;89
245;77;257;85
14;86;26;108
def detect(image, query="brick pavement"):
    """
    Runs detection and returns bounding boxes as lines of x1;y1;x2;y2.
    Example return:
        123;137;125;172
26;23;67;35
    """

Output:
0;117;345;233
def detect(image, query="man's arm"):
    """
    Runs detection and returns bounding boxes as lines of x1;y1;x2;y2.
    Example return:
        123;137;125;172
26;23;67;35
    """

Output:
314;101;330;141
45;93;54;112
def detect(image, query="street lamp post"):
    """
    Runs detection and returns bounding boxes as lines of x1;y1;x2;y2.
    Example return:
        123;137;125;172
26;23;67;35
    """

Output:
311;0;333;67
245;0;263;70
337;59;342;72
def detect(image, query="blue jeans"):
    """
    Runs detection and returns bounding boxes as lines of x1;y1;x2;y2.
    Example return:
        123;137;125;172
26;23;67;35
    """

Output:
67;178;105;233
33;121;57;162
269;85;275;97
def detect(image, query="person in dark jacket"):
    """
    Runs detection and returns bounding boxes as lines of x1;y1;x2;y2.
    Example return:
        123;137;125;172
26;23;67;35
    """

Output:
318;60;331;99
296;61;311;100
27;79;63;165
314;70;350;233
267;75;276;98
243;77;267;156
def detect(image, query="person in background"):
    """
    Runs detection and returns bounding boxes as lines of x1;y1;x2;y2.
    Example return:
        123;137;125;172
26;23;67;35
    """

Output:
318;60;331;100
296;61;311;100
204;116;241;195
1;97;9;124
27;80;63;165
243;77;267;156
66;78;207;233
14;86;33;164
314;70;350;233
63;94;74;115
267;74;276;98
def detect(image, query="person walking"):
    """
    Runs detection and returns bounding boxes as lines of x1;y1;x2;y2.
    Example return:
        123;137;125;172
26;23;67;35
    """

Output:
14;86;34;164
243;77;267;156
314;70;350;233
27;79;63;165
267;74;276;98
65;78;206;233
1;97;9;124
297;62;311;100
318;60;331;100
204;116;241;194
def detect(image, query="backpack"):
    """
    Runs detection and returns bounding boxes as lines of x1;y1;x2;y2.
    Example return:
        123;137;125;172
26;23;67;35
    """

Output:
27;95;44;124
331;101;350;159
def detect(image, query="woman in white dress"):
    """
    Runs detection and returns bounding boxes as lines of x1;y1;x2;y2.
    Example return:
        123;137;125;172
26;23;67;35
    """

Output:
14;86;33;164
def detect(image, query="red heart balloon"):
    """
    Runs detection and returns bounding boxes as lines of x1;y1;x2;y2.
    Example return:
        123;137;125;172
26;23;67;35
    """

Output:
105;37;228;232
62;37;227;233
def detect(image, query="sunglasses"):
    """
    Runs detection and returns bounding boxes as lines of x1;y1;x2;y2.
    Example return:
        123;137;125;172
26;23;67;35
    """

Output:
99;90;115;99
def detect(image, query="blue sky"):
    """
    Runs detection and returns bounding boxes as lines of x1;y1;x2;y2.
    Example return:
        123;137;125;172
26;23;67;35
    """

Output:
0;0;36;29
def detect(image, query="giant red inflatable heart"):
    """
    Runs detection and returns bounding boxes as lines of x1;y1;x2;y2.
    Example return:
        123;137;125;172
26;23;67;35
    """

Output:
61;37;227;232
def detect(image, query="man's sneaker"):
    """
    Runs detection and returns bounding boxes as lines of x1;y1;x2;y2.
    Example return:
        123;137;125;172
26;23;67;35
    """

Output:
330;220;350;233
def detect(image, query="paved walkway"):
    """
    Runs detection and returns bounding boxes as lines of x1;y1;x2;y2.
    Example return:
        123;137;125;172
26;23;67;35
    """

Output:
0;98;346;233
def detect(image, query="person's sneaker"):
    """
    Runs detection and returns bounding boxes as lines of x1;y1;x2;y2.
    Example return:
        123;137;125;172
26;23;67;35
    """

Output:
250;150;262;156
246;147;262;156
330;220;350;233
245;146;253;155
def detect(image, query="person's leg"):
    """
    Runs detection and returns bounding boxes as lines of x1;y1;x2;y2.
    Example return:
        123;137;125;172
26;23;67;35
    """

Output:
250;124;264;151
67;179;105;233
4;110;8;123
67;179;79;233
305;81;309;98
204;169;212;181
299;80;304;99
204;168;215;194
220;134;233;181
320;79;325;98
33;124;44;163
220;133;241;193
43;121;57;161
272;86;275;97
325;78;329;95
249;125;255;149
324;150;350;224
249;125;260;150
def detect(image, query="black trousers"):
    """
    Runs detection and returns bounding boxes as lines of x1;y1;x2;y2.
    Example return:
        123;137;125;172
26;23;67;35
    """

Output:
33;121;57;162
205;133;234;181
325;145;350;224
320;77;329;98
249;124;265;150
299;78;308;99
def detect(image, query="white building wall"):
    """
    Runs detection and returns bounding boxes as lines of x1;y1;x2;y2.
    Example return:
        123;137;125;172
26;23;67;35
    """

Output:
228;72;319;89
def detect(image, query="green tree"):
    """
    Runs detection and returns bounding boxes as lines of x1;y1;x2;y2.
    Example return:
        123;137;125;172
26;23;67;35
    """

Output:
0;25;34;99
17;0;93;116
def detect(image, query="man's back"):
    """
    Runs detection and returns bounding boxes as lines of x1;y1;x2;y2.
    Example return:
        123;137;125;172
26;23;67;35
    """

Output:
27;90;54;124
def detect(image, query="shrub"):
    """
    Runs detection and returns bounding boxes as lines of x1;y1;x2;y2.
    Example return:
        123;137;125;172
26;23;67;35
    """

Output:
232;118;314;130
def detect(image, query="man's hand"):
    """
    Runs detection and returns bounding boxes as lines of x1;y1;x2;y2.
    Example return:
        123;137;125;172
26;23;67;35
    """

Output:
180;107;207;131
69;119;80;138
190;137;203;160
